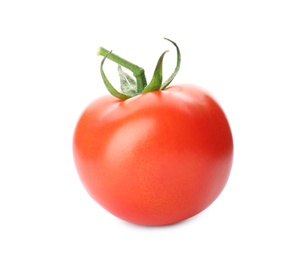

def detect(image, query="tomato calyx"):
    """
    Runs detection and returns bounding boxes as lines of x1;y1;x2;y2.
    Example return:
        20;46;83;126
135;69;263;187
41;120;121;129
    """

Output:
97;38;181;100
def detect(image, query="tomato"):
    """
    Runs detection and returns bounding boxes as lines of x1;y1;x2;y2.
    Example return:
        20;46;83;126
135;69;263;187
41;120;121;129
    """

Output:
73;84;233;226
73;39;233;226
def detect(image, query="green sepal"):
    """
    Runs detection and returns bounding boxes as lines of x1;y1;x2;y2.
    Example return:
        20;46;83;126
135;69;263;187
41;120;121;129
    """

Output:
98;47;147;93
100;52;131;100
161;38;181;90
142;50;168;93
118;65;137;97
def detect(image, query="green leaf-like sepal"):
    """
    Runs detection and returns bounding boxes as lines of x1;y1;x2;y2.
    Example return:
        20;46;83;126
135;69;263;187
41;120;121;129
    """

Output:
98;47;147;94
118;65;137;97
100;52;131;100
161;38;181;90
142;50;168;93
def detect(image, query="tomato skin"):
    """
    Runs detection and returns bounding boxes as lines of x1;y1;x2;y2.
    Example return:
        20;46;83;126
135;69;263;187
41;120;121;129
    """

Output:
73;84;233;226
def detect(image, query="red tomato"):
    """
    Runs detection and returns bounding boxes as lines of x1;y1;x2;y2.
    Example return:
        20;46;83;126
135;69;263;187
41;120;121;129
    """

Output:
73;84;233;226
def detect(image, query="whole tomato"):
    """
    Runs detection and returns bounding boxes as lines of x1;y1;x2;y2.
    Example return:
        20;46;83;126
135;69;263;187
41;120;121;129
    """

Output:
73;39;233;226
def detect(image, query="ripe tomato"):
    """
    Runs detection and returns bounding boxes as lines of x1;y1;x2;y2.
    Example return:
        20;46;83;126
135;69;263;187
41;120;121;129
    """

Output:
73;84;233;226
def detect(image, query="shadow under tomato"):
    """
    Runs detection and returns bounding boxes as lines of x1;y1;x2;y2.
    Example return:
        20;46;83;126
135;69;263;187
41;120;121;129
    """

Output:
117;208;211;230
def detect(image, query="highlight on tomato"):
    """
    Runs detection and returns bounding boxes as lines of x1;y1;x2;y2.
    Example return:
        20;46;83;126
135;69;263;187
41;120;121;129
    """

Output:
73;38;234;226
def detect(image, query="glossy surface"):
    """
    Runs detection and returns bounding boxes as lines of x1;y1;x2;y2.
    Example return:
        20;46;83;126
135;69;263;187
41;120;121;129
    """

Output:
73;84;233;226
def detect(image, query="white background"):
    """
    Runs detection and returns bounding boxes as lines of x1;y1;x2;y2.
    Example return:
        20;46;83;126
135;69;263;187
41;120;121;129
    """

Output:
1;0;300;259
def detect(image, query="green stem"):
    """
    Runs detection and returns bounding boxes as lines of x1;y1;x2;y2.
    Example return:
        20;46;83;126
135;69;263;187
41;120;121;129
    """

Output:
98;47;147;93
